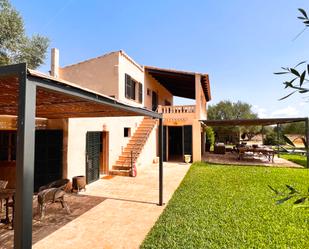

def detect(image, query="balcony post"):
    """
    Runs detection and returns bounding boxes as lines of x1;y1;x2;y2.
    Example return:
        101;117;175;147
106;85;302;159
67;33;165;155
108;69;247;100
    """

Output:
195;74;201;120
157;105;162;113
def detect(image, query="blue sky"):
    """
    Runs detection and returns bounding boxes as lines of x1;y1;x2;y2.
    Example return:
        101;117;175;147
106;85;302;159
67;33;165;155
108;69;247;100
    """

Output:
12;0;309;117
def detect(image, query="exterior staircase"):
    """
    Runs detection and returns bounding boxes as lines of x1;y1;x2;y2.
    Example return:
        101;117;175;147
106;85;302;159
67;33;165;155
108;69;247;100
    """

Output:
109;117;157;176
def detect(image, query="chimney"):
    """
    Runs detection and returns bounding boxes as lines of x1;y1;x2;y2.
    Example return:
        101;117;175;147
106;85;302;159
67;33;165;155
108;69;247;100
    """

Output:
50;48;59;78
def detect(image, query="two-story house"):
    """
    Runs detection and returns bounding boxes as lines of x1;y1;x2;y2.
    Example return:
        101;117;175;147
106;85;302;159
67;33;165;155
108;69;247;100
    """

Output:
0;48;211;189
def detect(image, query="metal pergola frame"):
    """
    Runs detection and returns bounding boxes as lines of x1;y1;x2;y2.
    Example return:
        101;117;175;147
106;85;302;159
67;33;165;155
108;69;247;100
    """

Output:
202;118;309;169
0;63;164;249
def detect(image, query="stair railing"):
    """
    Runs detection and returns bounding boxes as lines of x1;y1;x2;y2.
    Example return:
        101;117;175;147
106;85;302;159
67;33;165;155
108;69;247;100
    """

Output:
121;120;156;170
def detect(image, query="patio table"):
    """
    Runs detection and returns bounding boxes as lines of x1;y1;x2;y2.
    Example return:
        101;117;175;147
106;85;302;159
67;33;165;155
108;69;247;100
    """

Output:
238;147;275;162
0;189;15;226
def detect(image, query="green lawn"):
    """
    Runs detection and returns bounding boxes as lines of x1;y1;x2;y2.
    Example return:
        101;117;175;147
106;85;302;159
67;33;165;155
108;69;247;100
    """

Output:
280;153;307;167
141;163;309;249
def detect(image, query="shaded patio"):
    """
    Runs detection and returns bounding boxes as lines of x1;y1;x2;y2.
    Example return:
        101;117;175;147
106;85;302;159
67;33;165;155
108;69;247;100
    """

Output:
203;152;303;168
0;63;164;248
0;162;190;249
202;118;309;168
0;194;105;249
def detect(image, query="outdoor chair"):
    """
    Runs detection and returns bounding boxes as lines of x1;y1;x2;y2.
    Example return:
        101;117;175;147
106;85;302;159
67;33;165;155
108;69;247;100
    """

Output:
0;180;8;212
37;179;71;219
214;143;226;154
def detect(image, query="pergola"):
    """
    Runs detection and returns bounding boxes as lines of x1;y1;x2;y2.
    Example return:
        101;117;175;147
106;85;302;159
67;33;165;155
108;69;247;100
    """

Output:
0;63;164;249
202;117;309;168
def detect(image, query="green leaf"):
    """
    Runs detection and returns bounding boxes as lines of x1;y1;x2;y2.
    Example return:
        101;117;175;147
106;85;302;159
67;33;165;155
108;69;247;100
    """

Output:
274;72;289;75
298;8;308;19
294;197;307;204
286;185;298;194
301;137;307;147
276;196;293;205
282;135;295;147
279;91;297;100
300;71;306;86
295;61;306;68
268;185;279;195
290;68;300;76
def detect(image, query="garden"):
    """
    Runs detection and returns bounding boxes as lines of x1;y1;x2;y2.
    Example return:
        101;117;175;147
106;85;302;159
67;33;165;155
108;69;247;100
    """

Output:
141;162;309;249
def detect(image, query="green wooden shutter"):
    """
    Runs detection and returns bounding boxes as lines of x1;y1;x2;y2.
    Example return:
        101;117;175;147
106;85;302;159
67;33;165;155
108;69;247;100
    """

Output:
138;83;143;103
125;74;131;98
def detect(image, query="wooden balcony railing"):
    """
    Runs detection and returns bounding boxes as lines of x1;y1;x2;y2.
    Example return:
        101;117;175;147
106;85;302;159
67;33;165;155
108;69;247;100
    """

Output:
157;105;196;114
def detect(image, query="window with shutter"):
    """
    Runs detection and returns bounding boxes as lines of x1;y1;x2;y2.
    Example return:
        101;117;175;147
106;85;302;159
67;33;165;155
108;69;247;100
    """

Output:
125;74;131;99
138;82;143;103
125;74;139;101
131;79;136;100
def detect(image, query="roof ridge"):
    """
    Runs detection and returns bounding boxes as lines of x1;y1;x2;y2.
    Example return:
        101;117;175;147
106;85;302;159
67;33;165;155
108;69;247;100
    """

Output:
61;50;121;69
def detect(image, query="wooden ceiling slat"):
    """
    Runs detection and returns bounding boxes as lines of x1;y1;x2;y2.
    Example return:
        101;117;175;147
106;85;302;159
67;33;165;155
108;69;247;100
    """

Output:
0;75;147;119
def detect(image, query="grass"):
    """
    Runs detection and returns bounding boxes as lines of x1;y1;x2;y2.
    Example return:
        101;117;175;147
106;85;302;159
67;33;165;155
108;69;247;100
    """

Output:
141;162;309;249
280;153;307;167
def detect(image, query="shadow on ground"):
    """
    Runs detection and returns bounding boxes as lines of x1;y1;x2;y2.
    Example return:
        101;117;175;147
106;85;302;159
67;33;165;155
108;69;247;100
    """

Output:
0;193;105;249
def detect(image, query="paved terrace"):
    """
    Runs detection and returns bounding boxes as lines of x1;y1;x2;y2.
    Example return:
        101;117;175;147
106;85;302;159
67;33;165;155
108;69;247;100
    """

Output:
204;152;303;168
30;162;190;249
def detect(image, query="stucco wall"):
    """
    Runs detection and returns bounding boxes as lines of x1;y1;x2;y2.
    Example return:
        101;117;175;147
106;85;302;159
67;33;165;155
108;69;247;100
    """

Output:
66;116;144;179
118;52;145;107
144;71;173;110
59;52;119;99
136;123;158;168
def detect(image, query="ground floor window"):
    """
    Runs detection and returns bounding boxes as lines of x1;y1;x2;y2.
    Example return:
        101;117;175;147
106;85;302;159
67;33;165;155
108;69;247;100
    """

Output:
0;131;16;162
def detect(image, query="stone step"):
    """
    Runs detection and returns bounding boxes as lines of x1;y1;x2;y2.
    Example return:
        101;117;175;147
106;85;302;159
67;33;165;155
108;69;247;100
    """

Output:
109;169;131;177
112;165;132;171
116;159;136;165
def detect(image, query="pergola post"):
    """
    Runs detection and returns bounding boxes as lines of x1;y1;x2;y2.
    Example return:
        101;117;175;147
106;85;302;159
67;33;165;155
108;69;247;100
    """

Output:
158;118;164;206
305;118;309;169
276;123;280;158
14;67;37;249
261;126;264;145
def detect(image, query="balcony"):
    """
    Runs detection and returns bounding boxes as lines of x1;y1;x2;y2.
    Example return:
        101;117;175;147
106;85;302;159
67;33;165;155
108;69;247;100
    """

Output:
157;105;196;124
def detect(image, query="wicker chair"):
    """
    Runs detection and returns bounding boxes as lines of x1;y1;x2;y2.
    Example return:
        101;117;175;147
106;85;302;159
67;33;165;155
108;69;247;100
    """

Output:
37;179;70;219
0;180;8;212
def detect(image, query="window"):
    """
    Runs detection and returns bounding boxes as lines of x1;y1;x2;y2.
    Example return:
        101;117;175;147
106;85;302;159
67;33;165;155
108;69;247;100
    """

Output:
124;127;131;137
0;131;16;161
125;74;136;100
138;82;143;103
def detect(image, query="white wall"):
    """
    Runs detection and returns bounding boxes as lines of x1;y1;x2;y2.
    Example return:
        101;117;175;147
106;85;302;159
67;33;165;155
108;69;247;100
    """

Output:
60;52;120;99
118;52;145;107
66;116;144;179
136;123;158;168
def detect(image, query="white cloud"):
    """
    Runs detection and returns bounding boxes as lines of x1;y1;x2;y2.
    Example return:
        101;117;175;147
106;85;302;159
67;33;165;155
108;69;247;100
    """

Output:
252;105;268;118
252;105;304;118
270;106;300;118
